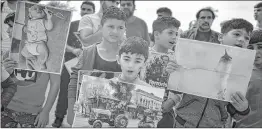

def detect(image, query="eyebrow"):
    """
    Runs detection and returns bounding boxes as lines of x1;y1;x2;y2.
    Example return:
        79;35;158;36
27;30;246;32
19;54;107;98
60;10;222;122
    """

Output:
123;55;130;58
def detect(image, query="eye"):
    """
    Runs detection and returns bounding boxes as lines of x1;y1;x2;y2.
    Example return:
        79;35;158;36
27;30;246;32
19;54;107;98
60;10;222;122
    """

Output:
244;36;250;41
234;33;240;36
136;60;141;63
119;26;124;29
258;45;262;49
168;32;173;35
124;58;129;61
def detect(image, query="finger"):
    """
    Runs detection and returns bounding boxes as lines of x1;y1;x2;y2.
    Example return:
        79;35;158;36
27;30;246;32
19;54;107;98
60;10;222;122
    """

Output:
233;93;243;104
231;95;240;106
236;92;245;101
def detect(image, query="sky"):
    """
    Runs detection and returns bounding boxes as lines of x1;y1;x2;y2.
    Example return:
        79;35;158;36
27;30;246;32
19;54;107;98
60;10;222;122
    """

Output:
41;1;259;33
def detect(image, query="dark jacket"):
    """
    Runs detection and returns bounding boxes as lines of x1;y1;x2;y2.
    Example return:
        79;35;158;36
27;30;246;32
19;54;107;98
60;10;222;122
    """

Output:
180;28;221;44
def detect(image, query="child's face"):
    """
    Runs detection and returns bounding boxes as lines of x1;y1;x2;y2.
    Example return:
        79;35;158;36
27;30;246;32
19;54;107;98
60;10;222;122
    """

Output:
248;42;262;66
102;18;126;44
118;52;145;80
29;5;45;19
219;28;251;48
155;27;178;49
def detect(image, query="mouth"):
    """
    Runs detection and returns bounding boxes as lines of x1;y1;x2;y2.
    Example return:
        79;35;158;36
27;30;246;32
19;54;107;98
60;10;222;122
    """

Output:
110;35;118;39
234;44;243;48
127;70;134;74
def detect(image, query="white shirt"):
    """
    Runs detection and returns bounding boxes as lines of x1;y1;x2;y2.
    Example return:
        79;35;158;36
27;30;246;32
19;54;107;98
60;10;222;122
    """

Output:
1;2;14;51
78;13;101;34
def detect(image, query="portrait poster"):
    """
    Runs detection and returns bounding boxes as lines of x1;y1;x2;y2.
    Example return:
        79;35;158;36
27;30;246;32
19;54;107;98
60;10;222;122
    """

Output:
10;1;72;74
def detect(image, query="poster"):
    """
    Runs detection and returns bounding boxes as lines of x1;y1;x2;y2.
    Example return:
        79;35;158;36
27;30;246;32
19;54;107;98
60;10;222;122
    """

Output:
73;75;164;128
168;38;256;102
10;1;72;74
140;51;175;89
76;70;121;100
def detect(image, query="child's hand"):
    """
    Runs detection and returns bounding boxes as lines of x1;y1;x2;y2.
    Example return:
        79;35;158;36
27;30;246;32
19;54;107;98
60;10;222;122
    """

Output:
230;92;249;112
161;99;175;113
34;110;49;128
44;8;52;19
2;58;18;74
72;48;82;57
165;60;182;74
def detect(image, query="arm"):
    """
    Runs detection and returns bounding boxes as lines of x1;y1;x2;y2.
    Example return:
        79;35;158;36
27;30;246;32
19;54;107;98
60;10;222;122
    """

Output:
42;74;60;113
78;16;102;46
1;76;17;109
79;29;102;47
44;18;53;31
44;8;53;31
34;74;60;127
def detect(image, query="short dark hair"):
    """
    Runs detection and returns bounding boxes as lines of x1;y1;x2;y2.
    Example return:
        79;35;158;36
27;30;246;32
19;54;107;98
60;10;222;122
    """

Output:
249;30;262;45
119;36;149;62
254;2;262;8
101;6;127;26
153;16;181;33
120;0;136;6
81;1;95;12
196;7;216;19
156;7;172;16
4;12;15;26
27;0;42;3
221;18;253;34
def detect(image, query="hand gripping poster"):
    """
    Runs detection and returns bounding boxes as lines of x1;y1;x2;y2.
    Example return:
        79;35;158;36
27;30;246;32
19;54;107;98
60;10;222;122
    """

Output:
167;38;256;102
73;75;164;128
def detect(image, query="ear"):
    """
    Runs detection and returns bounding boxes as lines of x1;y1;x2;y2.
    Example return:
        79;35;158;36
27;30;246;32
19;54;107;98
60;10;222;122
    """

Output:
116;55;121;65
154;31;160;40
218;34;223;44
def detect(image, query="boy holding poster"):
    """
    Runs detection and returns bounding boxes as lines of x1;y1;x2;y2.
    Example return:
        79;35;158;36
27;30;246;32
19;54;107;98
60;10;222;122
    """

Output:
165;18;253;127
149;17;182;114
235;30;262;127
68;6;127;126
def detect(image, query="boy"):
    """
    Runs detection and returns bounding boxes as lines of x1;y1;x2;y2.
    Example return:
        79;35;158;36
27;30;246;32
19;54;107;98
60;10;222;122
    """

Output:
165;18;253;127
149;16;182;128
67;6;126;126
151;17;180;54
235;30;262;127
114;36;150;86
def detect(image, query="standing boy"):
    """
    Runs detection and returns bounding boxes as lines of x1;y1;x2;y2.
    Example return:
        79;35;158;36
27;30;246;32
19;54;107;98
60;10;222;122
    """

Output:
235;30;262;127
67;6;126;126
165;18;253;128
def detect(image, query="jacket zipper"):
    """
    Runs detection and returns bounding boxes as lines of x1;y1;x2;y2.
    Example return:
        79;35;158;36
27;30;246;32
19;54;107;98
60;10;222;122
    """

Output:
196;98;209;128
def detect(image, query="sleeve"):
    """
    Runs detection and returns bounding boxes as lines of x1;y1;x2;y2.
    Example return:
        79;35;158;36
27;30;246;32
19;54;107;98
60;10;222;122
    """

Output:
1;76;17;108
227;102;250;121
141;20;150;45
78;15;93;32
167;90;183;106
68;51;85;99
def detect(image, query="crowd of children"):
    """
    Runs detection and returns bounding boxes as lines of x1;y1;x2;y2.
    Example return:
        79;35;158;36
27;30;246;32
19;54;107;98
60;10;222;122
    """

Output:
1;0;262;128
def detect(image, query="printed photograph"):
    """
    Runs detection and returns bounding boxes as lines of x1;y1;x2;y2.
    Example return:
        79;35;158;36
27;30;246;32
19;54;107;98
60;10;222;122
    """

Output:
76;70;121;100
168;38;256;102
73;75;164;128
141;51;175;89
10;1;72;74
